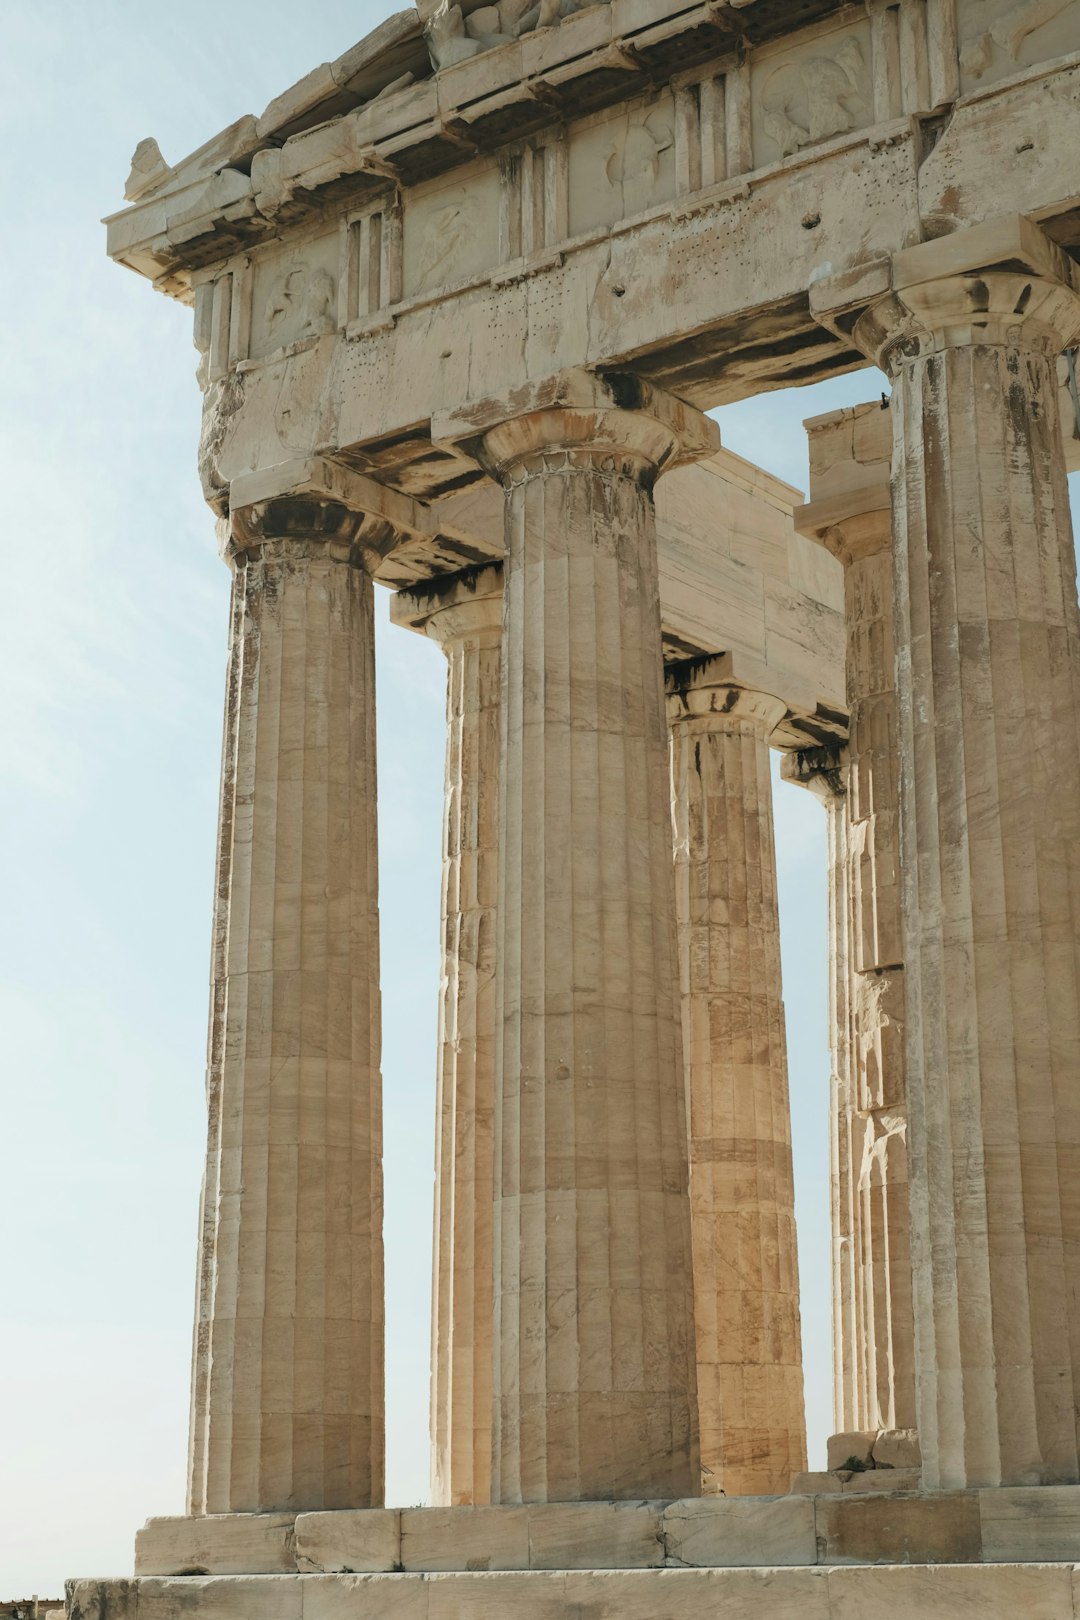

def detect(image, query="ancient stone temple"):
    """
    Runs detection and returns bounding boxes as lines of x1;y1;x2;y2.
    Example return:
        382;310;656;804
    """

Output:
73;0;1080;1614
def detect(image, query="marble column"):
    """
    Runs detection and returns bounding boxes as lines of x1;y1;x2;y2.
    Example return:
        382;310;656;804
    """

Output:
481;379;715;1503
390;565;503;1507
668;664;807;1496
852;248;1080;1488
187;486;394;1515
798;403;916;1440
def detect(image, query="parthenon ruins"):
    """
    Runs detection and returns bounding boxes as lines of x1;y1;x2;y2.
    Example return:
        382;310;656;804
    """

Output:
73;0;1080;1613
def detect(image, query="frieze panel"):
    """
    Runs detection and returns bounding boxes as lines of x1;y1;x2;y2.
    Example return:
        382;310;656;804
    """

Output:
248;231;340;362
402;166;501;299
751;18;874;165
957;0;1080;89
566;92;677;238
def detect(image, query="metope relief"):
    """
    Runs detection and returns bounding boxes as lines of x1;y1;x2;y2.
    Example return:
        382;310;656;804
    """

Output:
958;0;1080;89
566;93;676;238
248;232;340;362
751;20;872;164
402;167;501;299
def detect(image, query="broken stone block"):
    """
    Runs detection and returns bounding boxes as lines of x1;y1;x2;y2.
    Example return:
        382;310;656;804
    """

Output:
826;1430;877;1473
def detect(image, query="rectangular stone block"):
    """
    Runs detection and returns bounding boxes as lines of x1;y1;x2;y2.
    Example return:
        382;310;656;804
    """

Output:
67;1580;140;1620
129;1577;302;1620
426;1571;566;1620
980;1485;1080;1563
525;1502;664;1570
303;1573;427;1620
401;1507;530;1572
662;1496;817;1567
134;1515;297;1576
816;1492;982;1565
827;1431;877;1471
841;1468;921;1492
563;1566;832;1620
828;1562;1076;1620
873;1429;921;1469
790;1472;843;1494
293;1509;400;1574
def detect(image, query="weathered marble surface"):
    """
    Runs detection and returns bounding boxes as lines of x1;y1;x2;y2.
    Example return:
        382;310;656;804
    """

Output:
131;1485;1080;1575
668;665;806;1497
482;378;714;1503
830;228;1080;1491
796;403;915;1444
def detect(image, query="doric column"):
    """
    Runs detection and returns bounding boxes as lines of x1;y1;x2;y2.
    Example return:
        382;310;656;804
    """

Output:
187;461;411;1514
797;403;916;1441
844;228;1080;1489
667;661;807;1496
390;565;503;1508
477;373;717;1503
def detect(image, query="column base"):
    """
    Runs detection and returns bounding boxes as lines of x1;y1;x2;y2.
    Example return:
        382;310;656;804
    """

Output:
69;1558;1080;1620
111;1488;1080;1580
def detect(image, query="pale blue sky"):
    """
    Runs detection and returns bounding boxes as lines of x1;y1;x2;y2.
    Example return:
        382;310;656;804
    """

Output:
4;2;1077;1600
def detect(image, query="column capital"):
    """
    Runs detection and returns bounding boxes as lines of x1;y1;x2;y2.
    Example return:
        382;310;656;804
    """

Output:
433;368;719;486
389;562;503;649
224;455;431;570
796;496;892;567
665;653;787;737
795;400;893;565
811;217;1080;379
854;272;1080;378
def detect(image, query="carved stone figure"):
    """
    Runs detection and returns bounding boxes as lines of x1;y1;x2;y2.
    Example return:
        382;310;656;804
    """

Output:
424;0;603;68
266;265;336;345
414;200;477;292
605;110;674;215
762;37;866;158
960;0;1075;78
425;3;487;69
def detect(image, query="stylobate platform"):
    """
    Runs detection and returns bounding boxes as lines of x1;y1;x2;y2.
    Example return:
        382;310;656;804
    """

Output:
67;1490;1080;1618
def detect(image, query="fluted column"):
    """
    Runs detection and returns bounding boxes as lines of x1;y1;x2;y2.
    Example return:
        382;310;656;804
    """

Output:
481;380;715;1503
668;665;806;1496
798;404;916;1439
853;250;1080;1488
391;565;503;1507
187;484;395;1514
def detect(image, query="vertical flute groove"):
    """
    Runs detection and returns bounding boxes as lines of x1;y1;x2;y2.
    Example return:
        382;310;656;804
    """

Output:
487;422;698;1504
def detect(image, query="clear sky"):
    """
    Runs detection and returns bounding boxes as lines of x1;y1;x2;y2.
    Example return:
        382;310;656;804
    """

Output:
4;2;1078;1601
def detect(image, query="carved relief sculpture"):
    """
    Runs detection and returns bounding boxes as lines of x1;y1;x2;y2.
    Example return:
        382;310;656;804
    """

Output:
425;0;606;67
266;265;336;346
960;0;1076;77
761;37;866;158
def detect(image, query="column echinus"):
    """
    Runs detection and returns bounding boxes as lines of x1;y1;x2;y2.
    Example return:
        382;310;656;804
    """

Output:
795;403;916;1443
667;659;807;1496
816;217;1080;1489
390;565;504;1507
455;370;717;1502
187;459;409;1515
